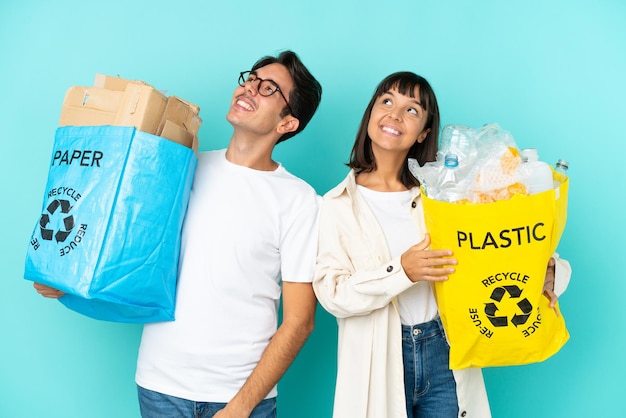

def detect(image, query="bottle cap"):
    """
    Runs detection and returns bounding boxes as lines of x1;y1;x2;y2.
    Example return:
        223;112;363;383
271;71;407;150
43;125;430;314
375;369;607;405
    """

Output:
556;159;569;171
444;153;459;168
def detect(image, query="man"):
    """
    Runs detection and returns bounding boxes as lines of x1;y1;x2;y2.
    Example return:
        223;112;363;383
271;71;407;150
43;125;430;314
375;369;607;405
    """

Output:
35;50;323;417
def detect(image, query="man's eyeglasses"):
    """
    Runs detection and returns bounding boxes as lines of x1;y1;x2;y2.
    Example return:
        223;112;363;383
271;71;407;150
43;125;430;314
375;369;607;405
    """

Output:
238;71;293;116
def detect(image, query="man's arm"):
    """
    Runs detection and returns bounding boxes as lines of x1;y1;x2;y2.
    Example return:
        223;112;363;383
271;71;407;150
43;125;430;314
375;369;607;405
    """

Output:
215;281;317;417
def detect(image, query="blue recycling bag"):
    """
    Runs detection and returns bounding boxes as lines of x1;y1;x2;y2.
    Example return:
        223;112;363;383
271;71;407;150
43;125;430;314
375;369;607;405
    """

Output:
24;126;197;323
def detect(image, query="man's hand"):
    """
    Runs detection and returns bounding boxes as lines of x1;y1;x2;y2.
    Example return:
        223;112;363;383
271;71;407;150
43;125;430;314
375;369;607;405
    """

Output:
33;283;65;298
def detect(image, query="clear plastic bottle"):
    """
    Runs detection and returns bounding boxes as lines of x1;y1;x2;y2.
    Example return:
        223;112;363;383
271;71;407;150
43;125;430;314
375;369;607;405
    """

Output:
439;125;475;163
555;159;569;174
553;159;569;187
436;153;465;202
519;148;553;194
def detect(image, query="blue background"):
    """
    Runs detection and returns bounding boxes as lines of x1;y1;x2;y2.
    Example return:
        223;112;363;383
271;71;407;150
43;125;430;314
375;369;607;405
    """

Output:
1;0;624;416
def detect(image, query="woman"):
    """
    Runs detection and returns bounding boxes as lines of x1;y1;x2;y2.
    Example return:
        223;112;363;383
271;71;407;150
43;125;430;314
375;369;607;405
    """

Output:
313;72;570;418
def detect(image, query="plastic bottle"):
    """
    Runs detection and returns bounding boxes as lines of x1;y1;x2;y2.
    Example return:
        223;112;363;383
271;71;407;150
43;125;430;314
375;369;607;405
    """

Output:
555;159;569;174
519;148;553;194
436;153;465;202
553;159;569;188
439;125;475;163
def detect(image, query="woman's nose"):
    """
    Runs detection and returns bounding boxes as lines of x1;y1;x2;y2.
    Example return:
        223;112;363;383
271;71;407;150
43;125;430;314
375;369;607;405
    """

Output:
387;110;401;121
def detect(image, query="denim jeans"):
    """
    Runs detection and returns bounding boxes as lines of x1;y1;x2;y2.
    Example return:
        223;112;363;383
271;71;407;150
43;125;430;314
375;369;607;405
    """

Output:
137;385;277;418
402;317;459;418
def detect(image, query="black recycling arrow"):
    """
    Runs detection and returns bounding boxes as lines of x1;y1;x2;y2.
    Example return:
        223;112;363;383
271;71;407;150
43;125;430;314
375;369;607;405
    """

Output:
511;297;533;327
55;229;71;243
59;199;72;213
512;313;531;327
517;298;532;314
490;287;506;302
485;302;499;316
40;213;53;240
485;302;508;327
63;215;74;231
487;315;508;327
47;199;60;214
504;285;522;298
41;227;53;241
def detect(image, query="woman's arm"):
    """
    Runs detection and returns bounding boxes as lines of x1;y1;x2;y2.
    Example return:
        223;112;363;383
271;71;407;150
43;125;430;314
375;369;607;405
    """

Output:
542;253;572;308
314;203;454;318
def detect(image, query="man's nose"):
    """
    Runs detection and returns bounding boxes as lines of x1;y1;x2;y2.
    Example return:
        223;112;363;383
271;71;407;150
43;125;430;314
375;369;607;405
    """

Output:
244;79;260;96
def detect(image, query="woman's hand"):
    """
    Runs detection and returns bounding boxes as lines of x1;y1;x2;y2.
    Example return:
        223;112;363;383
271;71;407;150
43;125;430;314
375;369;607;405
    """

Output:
543;257;559;314
401;234;457;283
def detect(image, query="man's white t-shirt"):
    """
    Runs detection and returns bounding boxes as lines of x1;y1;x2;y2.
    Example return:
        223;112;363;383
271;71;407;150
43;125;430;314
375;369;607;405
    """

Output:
135;149;320;402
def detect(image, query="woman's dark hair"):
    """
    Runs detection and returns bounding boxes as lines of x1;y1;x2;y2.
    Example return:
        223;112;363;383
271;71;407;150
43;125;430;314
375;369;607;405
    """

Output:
348;71;440;188
252;50;322;143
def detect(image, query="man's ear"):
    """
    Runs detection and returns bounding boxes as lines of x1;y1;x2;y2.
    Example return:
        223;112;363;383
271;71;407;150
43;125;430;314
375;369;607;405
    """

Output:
277;116;300;135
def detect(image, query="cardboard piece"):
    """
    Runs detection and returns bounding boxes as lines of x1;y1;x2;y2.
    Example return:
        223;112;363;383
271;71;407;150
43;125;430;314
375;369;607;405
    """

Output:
58;74;202;150
115;83;167;134
59;87;123;127
94;73;146;91
157;96;202;137
160;120;194;149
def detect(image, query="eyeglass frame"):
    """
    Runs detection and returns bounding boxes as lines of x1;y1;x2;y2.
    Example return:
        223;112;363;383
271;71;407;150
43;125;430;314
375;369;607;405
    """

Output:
238;71;294;117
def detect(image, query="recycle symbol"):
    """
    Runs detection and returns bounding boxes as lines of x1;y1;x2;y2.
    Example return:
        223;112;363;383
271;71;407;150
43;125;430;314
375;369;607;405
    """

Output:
39;199;75;243
484;285;532;327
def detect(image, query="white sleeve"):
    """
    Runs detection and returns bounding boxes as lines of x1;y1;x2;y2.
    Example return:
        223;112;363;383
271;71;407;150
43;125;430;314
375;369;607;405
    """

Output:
313;200;414;319
552;252;571;296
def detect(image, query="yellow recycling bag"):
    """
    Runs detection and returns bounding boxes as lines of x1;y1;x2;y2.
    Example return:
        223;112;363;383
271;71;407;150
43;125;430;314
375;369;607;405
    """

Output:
423;171;569;369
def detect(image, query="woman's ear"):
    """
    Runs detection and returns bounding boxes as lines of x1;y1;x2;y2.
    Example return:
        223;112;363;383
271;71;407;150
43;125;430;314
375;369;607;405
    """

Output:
416;128;431;144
